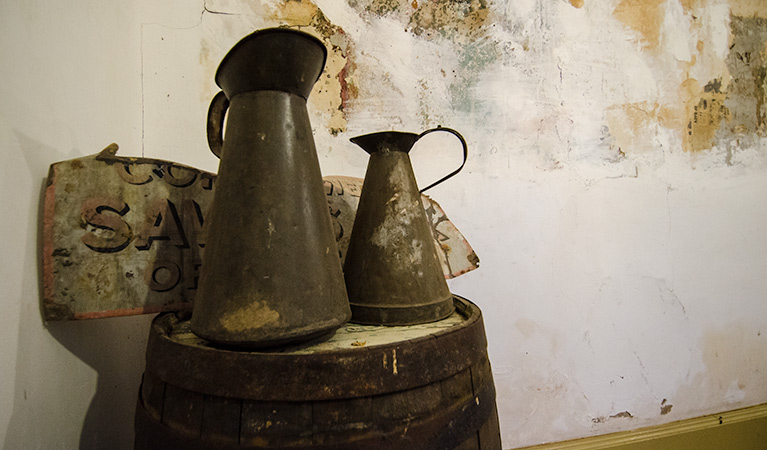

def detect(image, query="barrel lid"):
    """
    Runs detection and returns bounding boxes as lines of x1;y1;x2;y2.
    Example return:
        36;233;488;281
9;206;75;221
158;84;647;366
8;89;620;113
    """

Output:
145;296;488;401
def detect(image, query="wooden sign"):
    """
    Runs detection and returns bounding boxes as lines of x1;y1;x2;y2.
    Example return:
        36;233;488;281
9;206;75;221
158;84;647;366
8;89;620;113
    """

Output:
42;144;479;321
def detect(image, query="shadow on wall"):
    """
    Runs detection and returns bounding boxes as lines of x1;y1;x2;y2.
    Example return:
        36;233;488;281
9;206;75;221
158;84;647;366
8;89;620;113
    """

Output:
46;314;153;450
38;183;153;450
3;131;154;450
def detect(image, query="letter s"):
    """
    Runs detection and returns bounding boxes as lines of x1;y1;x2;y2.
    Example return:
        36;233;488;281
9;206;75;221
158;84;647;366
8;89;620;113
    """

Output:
80;197;132;253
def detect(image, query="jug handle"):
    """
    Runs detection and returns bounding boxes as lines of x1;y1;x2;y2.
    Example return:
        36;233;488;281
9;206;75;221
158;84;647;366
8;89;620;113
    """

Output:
416;126;468;193
206;91;229;159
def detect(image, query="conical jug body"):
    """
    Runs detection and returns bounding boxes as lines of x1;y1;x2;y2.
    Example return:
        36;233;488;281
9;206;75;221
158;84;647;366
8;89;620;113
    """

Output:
191;28;351;347
344;129;467;325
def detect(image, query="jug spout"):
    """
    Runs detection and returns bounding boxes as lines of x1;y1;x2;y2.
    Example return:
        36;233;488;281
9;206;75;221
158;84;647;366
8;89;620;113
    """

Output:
343;128;467;326
349;131;420;155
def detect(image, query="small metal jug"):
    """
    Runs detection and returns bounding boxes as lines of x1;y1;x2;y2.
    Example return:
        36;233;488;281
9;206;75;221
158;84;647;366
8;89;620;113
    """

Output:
191;28;351;347
344;127;468;325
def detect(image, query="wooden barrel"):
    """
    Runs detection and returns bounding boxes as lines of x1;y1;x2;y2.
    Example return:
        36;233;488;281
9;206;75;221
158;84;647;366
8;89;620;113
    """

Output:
134;296;501;449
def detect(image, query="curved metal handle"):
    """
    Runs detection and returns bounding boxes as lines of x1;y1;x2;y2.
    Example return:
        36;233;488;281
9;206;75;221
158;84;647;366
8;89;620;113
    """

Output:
415;126;468;193
206;91;229;159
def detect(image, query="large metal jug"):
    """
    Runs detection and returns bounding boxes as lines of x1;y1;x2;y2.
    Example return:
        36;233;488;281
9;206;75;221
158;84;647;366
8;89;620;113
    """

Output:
344;127;468;325
191;28;351;348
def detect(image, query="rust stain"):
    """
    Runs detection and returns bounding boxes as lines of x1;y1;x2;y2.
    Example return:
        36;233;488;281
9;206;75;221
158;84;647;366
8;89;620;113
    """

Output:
569;0;585;8
219;299;280;333
264;1;358;135
613;0;665;49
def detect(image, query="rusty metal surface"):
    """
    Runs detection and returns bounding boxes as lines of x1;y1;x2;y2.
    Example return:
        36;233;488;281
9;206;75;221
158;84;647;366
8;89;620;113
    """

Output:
343;130;459;325
191;29;349;347
41;147;478;321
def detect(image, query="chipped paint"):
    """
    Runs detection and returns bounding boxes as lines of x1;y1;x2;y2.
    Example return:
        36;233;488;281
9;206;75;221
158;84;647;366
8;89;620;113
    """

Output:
724;16;767;138
603;2;767;154
357;0;402;16
407;0;490;42
687;79;731;152
347;0;492;43
392;348;398;374
569;0;585;9
606;102;682;154
345;0;497;119
262;1;359;135
730;0;767;18
613;0;665;49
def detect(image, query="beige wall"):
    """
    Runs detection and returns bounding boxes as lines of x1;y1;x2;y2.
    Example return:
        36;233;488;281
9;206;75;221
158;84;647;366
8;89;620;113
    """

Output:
2;0;766;448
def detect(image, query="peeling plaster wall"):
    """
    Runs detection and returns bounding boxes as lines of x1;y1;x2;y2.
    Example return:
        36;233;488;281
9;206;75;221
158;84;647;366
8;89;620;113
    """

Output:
1;0;767;449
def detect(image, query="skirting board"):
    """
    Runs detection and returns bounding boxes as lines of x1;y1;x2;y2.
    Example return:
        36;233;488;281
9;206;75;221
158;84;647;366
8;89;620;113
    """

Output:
513;403;767;450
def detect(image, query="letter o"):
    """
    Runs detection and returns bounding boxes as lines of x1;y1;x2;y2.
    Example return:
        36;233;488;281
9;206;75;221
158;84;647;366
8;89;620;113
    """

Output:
147;260;180;292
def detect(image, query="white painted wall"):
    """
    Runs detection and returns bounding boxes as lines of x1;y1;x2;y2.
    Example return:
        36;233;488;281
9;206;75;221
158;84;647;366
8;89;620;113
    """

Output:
2;0;766;449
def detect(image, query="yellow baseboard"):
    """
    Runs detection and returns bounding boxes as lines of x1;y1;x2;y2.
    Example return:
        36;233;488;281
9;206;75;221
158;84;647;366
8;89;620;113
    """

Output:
515;403;767;450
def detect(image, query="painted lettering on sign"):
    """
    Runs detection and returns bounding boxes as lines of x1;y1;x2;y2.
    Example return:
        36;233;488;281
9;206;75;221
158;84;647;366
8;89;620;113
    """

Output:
113;161;212;189
80;196;206;292
78;177;355;293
